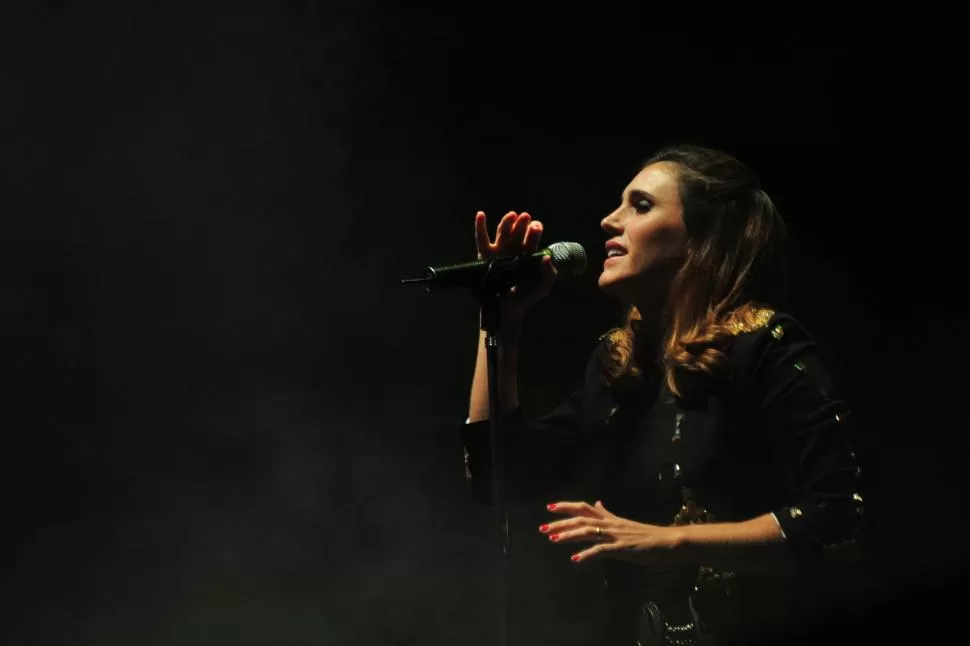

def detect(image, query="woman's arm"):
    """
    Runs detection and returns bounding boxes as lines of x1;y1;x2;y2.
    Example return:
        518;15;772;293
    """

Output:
460;338;607;504
676;312;864;572
669;512;792;574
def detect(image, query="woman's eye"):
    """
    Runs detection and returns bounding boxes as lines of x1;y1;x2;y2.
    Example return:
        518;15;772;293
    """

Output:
634;200;652;214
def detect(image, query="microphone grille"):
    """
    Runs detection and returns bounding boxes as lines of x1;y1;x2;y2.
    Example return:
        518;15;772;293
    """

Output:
547;242;587;277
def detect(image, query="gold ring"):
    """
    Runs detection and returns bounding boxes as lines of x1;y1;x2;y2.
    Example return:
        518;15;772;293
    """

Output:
595;527;603;537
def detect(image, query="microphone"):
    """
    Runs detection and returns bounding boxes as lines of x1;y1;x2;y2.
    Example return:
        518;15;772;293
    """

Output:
400;242;587;294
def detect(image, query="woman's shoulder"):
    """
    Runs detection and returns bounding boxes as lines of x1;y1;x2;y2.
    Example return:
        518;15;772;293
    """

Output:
723;306;824;389
726;307;815;349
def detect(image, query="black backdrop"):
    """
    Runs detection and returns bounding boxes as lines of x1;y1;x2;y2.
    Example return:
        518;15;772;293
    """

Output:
3;3;967;644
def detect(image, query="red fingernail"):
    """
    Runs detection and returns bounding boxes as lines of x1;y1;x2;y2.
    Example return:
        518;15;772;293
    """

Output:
549;534;559;542
539;524;549;532
547;504;557;511
571;554;581;562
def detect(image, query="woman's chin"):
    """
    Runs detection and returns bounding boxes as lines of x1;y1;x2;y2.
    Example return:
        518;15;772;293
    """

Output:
598;273;640;305
597;273;623;297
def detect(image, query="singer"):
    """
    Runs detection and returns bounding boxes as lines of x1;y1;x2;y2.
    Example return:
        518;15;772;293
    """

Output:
458;145;865;645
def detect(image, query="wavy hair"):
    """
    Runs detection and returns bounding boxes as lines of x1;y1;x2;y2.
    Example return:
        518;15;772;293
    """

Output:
603;145;788;397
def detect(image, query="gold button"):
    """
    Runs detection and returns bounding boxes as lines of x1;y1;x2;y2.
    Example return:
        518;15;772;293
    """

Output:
789;507;803;518
771;325;785;340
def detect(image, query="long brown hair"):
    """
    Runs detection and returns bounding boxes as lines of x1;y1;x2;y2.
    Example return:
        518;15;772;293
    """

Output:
603;144;788;397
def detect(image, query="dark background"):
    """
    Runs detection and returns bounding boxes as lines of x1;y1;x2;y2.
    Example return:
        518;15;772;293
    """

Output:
2;2;966;644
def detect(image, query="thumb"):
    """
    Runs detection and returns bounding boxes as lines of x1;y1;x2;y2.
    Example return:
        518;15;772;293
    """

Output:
540;255;557;283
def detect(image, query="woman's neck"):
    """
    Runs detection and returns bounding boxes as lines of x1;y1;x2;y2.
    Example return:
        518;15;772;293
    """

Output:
632;294;669;348
631;315;665;375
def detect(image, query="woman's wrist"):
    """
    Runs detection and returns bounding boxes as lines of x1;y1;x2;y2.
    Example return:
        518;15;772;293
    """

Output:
665;515;788;571
478;316;523;343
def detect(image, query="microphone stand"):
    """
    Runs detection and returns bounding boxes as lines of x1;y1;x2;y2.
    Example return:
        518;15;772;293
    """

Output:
403;253;556;646
473;262;513;646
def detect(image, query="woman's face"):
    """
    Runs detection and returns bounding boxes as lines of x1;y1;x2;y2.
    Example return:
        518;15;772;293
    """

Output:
597;162;689;304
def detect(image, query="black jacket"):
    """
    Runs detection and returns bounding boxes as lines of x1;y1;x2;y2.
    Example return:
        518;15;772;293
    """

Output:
459;310;865;644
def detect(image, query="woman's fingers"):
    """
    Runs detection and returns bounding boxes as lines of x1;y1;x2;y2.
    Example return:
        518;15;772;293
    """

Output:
549;524;611;544
476;210;544;259
508;212;532;253
492;211;517;252
546;501;603;517
522;220;543;253
539;516;604;540
474;211;491;259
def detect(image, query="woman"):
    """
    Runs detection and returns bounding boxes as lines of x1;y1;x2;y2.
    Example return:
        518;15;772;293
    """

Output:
459;145;865;645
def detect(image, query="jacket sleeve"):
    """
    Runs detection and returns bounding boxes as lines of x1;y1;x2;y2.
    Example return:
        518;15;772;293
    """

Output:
457;342;606;505
734;312;865;557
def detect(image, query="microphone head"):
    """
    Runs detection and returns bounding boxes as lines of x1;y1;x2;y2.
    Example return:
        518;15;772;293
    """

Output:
546;242;587;278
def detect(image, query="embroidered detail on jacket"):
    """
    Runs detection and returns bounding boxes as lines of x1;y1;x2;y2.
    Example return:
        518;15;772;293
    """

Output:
726;308;775;336
673;487;711;525
672;488;738;598
671;411;684;443
598;329;623;344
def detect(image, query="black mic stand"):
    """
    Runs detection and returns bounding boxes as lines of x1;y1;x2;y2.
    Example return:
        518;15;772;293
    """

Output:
472;261;515;646
403;254;541;646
